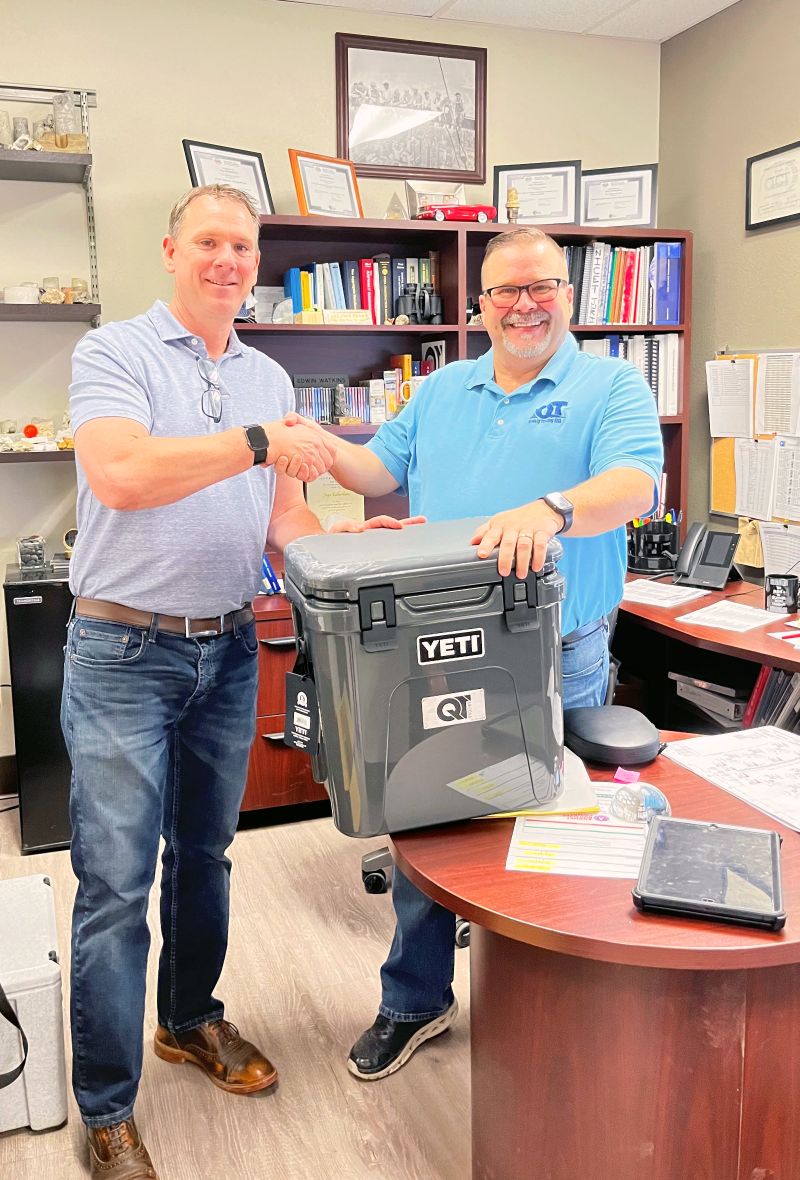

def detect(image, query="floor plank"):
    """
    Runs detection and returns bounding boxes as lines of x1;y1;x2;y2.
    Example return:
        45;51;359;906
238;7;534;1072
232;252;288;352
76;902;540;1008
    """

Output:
0;808;470;1178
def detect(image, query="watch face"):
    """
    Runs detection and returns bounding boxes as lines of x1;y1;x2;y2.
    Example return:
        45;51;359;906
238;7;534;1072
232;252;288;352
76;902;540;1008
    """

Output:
64;528;78;549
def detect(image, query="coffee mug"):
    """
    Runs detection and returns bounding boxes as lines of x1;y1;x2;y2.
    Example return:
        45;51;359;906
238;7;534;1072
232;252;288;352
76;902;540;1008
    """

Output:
764;573;800;613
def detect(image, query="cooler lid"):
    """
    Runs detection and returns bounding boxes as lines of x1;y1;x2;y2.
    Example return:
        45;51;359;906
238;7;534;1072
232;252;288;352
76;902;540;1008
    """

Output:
284;517;561;601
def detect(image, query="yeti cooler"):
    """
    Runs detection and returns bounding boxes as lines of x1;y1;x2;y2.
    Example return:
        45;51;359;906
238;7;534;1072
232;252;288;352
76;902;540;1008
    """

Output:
283;518;566;837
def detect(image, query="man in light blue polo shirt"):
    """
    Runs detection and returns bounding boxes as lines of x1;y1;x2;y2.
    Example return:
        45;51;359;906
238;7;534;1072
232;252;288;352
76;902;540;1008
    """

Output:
317;226;663;1080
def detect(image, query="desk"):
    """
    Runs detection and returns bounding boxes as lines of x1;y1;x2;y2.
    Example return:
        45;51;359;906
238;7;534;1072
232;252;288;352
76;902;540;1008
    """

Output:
616;579;800;726
392;735;800;1180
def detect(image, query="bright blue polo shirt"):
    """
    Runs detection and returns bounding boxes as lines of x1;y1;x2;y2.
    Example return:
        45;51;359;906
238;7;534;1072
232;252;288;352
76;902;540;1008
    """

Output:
367;333;663;636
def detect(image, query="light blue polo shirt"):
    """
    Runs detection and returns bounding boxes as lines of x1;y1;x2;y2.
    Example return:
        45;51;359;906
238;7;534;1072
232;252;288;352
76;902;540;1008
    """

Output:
367;333;663;636
69;300;293;617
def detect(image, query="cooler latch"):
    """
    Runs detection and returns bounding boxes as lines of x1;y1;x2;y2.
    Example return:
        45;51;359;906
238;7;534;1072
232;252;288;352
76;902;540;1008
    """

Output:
358;584;398;651
502;573;541;632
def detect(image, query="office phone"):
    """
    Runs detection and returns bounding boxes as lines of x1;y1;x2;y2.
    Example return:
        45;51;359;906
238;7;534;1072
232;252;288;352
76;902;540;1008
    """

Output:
673;523;739;589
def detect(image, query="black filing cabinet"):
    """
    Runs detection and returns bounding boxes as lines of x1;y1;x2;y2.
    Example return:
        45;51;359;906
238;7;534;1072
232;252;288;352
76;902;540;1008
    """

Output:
3;565;72;852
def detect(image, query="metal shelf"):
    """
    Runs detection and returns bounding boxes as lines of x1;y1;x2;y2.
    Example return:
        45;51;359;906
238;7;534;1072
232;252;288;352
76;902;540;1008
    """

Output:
0;450;75;464
0;147;92;184
0;304;100;322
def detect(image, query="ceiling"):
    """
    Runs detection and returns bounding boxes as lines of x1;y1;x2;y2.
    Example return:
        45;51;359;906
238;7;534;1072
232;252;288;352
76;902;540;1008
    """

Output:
274;0;741;43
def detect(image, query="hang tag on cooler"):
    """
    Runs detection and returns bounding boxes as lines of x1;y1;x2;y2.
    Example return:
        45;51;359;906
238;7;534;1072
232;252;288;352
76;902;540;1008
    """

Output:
284;672;320;753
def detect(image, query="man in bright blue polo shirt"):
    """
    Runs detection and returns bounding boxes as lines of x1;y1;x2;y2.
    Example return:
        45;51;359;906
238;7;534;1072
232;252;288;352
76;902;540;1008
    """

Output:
300;226;663;1079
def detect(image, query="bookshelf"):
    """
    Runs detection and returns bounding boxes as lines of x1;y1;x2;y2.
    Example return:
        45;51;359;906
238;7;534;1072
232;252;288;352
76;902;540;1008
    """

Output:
248;215;692;523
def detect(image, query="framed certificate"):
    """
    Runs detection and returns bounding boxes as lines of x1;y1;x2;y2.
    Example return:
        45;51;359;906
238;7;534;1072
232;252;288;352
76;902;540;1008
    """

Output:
289;148;364;219
182;140;274;214
580;164;657;228
493;160;580;225
746;139;800;230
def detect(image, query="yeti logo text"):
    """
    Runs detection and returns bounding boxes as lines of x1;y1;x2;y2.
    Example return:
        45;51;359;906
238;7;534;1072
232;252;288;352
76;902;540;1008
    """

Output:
417;628;485;665
530;400;568;423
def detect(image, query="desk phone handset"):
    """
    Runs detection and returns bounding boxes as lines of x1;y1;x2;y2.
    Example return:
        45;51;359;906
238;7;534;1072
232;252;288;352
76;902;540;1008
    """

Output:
673;522;739;589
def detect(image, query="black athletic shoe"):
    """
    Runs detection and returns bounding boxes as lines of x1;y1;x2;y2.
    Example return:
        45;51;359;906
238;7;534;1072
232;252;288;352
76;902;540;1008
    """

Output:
347;999;459;1081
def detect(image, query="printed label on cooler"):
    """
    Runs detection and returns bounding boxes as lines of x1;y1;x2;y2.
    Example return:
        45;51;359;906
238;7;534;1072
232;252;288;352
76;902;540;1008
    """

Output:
421;688;486;731
417;627;485;666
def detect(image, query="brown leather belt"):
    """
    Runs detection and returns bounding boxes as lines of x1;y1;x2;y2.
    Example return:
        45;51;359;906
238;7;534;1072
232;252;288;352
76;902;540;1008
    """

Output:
75;597;254;638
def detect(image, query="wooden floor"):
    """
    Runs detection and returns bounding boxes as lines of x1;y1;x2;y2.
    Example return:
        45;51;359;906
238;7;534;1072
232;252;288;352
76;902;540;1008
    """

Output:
0;808;470;1179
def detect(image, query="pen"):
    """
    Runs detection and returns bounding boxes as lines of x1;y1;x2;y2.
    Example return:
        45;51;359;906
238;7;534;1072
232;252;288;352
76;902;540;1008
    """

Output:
261;553;281;595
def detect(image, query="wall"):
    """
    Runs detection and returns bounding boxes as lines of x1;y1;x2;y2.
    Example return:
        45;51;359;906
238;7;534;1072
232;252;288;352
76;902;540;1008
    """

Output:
0;0;660;759
659;0;800;525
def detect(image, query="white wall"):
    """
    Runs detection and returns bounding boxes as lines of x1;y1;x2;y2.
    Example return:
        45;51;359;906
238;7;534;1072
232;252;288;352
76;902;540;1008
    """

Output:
0;0;661;756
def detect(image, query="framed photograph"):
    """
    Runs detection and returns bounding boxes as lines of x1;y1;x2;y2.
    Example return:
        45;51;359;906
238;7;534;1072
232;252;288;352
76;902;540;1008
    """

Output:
288;148;364;219
182;140;274;214
746;139;800;230
335;32;487;183
493;160;580;226
580;164;657;228
405;180;466;217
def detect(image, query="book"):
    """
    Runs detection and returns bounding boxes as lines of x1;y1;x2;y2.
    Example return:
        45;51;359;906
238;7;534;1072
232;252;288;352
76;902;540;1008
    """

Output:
742;664;771;728
329;262;347;310
652;241;682;325
342;261;361;310
418;256;432;288
405;257;419;286
283;267;303;314
675;680;746;721
358;258;376;324
373;253;392;322
667;670;751;699
391;258;407;312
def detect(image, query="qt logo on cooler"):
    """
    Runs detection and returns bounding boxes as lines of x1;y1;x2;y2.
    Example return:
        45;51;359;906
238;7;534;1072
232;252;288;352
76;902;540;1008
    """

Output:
417;628;485;666
421;688;486;731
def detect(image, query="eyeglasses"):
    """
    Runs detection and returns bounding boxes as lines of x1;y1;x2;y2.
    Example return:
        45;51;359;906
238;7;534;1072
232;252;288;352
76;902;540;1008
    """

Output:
483;278;567;308
197;356;223;423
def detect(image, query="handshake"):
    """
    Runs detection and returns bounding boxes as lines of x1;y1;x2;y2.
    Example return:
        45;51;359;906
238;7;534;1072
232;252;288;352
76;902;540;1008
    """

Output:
262;412;337;482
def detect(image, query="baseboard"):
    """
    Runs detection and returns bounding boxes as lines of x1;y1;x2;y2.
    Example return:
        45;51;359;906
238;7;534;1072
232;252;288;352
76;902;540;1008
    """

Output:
0;755;17;797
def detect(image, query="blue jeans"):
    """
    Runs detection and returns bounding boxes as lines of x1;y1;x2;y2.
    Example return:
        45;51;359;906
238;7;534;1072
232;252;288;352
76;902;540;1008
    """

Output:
60;614;258;1126
380;623;610;1022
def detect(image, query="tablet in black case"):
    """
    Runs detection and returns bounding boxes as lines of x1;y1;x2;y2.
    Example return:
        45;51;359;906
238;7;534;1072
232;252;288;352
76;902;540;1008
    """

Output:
632;816;786;931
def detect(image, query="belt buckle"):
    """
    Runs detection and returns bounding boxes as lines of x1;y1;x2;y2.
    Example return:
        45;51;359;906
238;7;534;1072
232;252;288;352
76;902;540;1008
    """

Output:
184;614;225;638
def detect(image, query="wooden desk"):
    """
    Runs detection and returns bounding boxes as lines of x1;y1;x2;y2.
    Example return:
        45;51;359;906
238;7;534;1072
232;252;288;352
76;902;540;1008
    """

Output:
616;579;800;726
392;735;800;1180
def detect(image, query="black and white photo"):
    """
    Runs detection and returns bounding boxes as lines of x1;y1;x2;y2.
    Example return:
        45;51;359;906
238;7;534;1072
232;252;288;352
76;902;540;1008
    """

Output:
336;33;486;183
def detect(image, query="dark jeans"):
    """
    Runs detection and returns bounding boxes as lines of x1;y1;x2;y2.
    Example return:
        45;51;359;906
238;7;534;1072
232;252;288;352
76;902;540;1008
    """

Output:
380;623;610;1021
61;614;258;1126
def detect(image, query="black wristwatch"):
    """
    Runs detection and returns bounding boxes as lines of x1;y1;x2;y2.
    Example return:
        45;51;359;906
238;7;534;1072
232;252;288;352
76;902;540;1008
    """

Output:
243;424;269;466
542;491;574;535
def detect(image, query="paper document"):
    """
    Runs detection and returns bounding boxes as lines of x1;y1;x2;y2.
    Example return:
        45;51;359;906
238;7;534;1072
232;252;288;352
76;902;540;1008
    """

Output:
448;746;596;816
755;352;800;435
705;358;753;437
505;786;647;878
773;436;800;522
622;579;710;607
663;727;800;832
675;600;790;632
757;521;800;575
735;438;776;519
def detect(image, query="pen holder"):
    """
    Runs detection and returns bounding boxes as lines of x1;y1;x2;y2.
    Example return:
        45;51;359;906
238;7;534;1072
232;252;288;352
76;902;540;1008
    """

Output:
764;573;799;614
628;521;678;573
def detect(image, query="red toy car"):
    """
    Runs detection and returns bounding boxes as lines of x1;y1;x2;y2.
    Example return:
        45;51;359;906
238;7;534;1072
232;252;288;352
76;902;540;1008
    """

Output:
416;203;497;223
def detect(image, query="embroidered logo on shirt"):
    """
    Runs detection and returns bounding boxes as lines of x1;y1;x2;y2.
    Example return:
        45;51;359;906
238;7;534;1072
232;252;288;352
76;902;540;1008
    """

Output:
529;400;568;423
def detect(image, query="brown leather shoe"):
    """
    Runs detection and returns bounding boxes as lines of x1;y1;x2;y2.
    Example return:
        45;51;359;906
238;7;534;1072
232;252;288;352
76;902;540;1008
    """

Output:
153;1019;277;1094
86;1118;158;1179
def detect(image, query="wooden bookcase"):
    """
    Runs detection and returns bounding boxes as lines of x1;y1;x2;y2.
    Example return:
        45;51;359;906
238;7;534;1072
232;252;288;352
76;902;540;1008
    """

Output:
238;215;692;815
242;215;691;518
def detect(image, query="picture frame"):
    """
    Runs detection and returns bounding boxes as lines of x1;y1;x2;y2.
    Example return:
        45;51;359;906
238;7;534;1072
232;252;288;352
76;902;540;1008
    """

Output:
405;180;466;217
335;32;487;184
493;160;581;226
181;139;274;215
288;148;364;219
580;164;657;228
746;139;800;231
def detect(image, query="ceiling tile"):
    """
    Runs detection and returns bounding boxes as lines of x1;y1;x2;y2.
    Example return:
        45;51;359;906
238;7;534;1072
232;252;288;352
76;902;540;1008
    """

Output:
275;0;445;15
438;0;629;34
585;0;741;41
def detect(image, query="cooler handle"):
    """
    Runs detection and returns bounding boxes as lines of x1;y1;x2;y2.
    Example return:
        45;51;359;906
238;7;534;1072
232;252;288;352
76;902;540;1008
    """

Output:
0;980;28;1091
